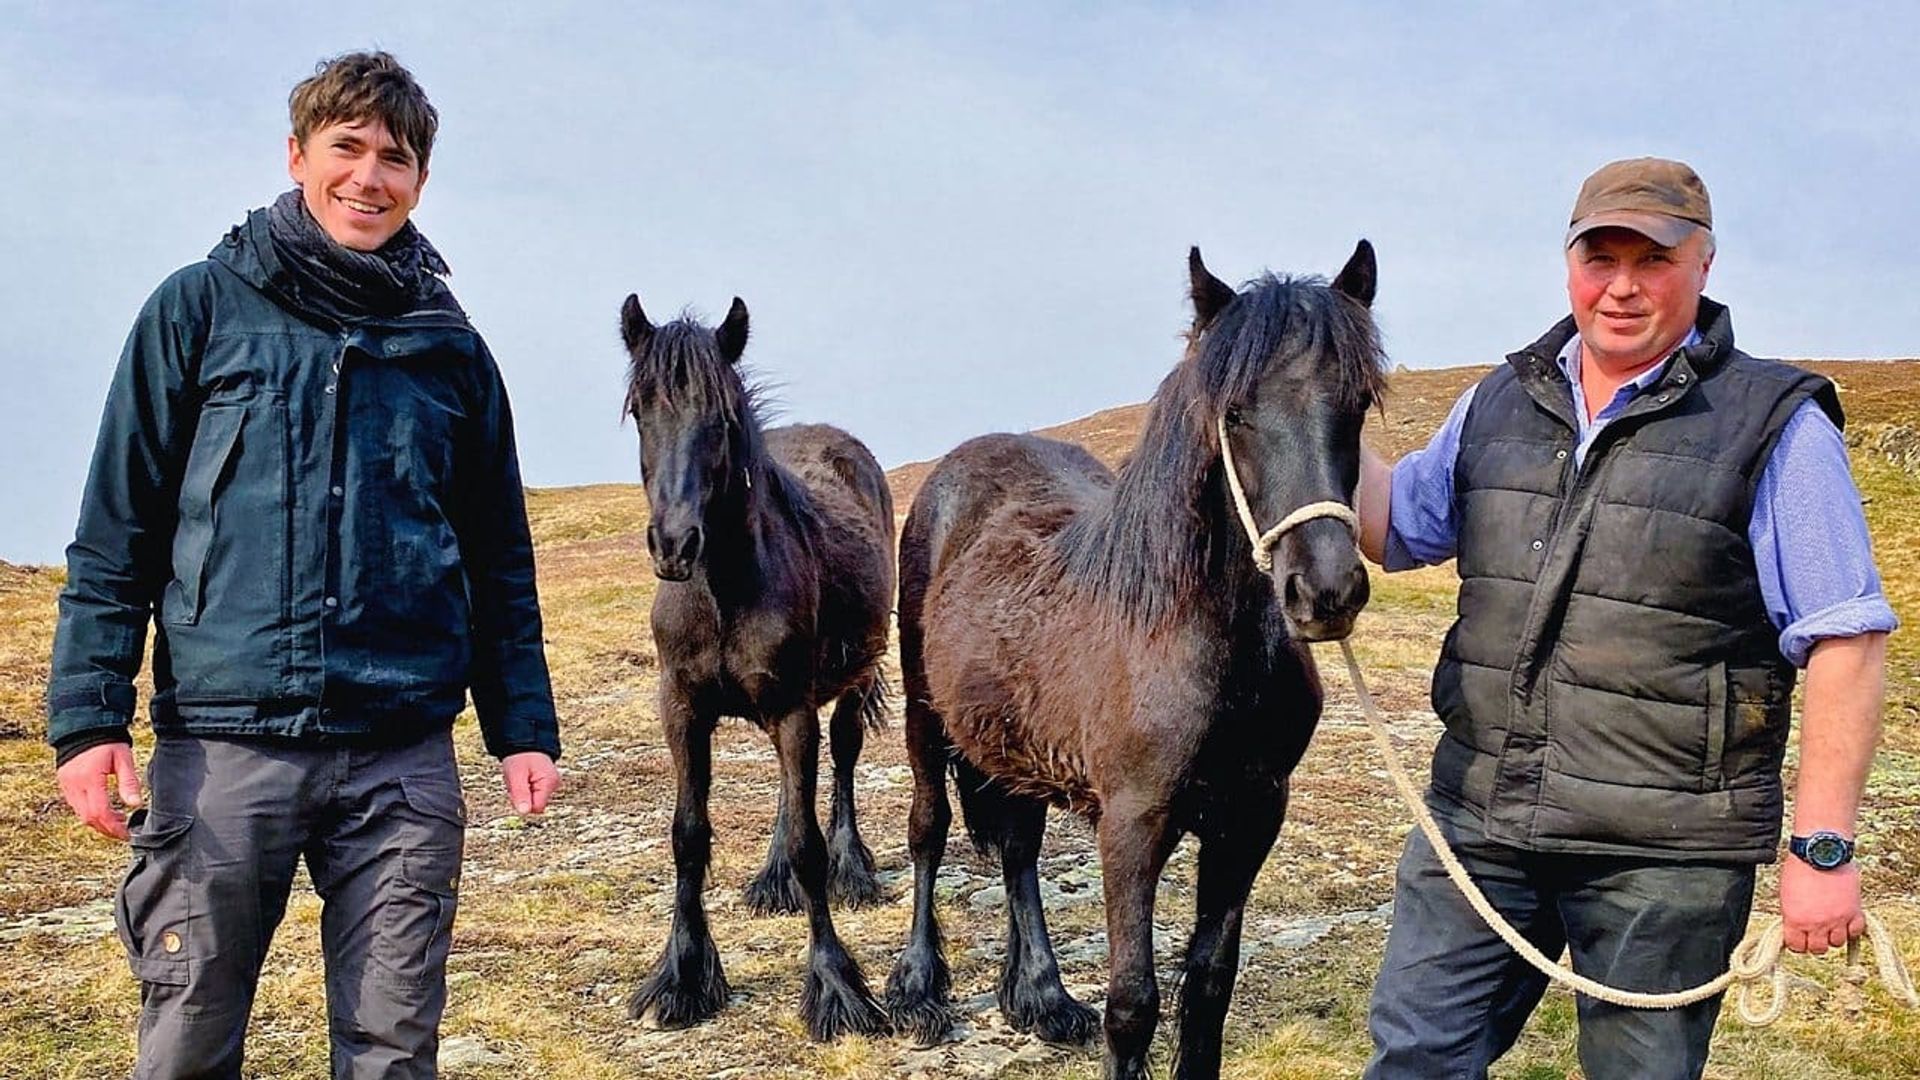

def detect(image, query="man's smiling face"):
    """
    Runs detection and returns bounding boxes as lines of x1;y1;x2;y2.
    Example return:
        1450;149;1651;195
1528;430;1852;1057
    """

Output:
1565;226;1713;374
286;117;428;251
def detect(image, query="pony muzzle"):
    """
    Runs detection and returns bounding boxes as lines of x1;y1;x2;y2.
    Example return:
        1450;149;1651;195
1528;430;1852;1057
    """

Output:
647;521;705;581
1279;544;1370;642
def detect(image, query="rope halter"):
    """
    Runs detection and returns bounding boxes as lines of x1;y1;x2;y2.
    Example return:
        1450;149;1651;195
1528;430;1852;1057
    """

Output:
1217;414;1358;573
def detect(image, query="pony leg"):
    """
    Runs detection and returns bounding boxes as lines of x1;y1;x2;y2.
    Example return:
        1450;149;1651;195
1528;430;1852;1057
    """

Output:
744;778;806;916
1098;803;1178;1080
1172;805;1285;1080
825;687;882;907
773;706;889;1040
996;795;1099;1045
885;688;957;1044
629;693;729;1026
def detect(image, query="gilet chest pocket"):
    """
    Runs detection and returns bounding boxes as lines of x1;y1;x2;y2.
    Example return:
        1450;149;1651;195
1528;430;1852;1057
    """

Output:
165;407;245;626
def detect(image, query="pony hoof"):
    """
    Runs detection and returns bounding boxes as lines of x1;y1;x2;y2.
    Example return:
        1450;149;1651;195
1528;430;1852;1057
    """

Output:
1030;996;1100;1046
885;995;957;1047
885;951;955;1046
803;954;891;1041
627;941;729;1027
1002;980;1100;1046
743;864;807;916
828;848;884;909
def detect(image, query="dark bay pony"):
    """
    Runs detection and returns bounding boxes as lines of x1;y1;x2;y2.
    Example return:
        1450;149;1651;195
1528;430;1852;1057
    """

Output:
885;246;1384;1079
621;294;894;1040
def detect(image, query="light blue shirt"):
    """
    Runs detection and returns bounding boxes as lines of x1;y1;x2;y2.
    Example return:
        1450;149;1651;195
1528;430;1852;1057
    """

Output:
1385;333;1898;666
1559;329;1699;469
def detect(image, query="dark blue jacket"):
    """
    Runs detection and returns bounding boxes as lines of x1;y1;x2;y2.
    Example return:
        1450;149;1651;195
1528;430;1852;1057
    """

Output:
48;209;559;762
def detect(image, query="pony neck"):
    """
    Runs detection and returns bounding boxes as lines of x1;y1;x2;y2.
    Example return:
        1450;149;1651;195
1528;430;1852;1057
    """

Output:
1077;418;1273;629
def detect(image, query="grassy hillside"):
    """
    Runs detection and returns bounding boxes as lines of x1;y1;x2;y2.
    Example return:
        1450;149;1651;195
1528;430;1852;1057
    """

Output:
1;360;1916;1079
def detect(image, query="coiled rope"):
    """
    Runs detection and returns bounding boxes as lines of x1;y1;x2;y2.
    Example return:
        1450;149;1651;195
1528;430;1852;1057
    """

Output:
1334;637;1917;1024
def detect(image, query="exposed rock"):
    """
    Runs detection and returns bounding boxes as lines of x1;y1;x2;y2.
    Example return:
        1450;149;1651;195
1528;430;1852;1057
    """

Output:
438;1035;509;1069
1250;902;1394;953
0;899;114;943
1849;422;1920;472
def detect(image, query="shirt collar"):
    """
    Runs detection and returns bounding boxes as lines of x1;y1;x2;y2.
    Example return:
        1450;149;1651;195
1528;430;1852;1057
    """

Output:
1555;326;1703;393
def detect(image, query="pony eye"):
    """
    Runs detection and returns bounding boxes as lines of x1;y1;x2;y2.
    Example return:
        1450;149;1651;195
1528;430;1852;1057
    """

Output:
1224;408;1247;429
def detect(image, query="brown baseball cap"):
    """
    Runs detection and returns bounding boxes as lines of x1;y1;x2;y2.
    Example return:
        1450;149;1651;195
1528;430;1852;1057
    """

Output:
1565;157;1712;249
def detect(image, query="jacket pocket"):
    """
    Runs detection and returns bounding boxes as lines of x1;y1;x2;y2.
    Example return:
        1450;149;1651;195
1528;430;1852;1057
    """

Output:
163;406;245;626
115;810;195;986
161;398;293;697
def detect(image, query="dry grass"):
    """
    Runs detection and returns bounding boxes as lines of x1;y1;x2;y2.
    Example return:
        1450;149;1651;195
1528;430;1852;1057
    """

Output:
1;361;1917;1079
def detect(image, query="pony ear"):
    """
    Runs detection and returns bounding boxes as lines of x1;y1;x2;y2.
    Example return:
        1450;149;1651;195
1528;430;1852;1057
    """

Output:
620;293;654;352
716;297;750;364
1332;239;1377;308
1189;247;1236;331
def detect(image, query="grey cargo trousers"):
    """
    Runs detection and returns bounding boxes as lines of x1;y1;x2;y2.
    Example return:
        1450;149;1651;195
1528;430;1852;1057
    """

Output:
1365;816;1756;1080
116;729;467;1079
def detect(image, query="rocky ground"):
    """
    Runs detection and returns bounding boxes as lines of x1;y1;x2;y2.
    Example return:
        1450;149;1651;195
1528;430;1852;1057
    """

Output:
4;362;1920;1078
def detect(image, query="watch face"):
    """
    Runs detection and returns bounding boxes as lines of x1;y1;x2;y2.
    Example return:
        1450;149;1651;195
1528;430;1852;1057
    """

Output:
1807;834;1850;868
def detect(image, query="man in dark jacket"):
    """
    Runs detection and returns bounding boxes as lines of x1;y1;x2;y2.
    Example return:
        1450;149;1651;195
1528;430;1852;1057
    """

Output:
1354;158;1896;1079
48;51;561;1077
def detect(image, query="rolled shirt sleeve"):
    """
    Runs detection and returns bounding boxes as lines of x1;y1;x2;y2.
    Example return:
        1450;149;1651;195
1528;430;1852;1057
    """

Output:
1384;385;1477;571
1750;399;1900;667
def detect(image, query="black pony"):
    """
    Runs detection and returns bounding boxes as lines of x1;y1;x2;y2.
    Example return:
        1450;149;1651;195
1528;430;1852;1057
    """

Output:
886;246;1384;1079
621;294;895;1040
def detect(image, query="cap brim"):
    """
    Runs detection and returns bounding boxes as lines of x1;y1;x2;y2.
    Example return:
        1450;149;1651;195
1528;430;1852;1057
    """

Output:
1565;210;1699;249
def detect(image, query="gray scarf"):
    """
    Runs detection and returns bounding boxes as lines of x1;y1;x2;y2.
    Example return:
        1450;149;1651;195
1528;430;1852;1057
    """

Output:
265;188;450;322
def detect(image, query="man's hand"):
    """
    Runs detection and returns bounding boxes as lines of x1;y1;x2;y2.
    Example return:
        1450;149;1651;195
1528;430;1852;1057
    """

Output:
1355;437;1393;566
500;751;560;816
1780;855;1867;955
55;741;144;841
1782;632;1884;956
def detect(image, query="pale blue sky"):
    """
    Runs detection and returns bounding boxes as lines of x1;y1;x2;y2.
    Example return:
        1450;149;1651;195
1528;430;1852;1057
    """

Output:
4;1;1915;563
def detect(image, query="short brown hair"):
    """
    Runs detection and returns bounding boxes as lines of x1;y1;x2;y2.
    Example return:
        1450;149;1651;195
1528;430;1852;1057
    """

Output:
288;50;439;168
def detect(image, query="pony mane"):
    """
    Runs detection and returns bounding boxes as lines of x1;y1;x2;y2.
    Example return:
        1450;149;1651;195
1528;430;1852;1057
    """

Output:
625;313;764;423
623;312;818;523
1056;273;1386;626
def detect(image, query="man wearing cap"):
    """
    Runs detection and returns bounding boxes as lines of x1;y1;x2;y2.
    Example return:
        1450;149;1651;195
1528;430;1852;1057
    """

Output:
1354;158;1896;1078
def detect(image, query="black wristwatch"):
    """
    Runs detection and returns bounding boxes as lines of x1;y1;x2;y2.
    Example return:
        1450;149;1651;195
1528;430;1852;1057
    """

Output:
1789;831;1856;870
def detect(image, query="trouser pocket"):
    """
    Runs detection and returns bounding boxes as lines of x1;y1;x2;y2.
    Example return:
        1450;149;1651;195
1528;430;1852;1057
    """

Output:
373;850;461;988
370;775;466;988
116;809;196;987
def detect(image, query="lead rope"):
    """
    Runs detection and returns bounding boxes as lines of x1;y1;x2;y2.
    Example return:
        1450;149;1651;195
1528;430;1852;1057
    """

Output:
1334;639;1917;1023
1216;414;1919;1024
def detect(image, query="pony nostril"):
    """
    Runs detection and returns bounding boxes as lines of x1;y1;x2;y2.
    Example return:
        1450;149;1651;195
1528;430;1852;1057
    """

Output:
646;524;663;562
1284;573;1306;612
1345;565;1371;611
679;525;705;565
